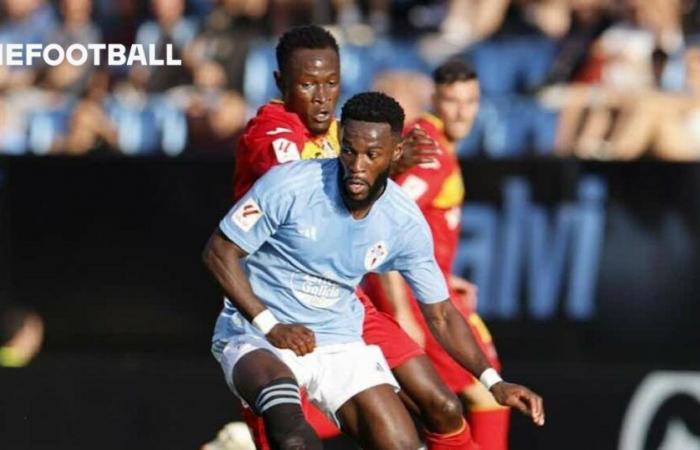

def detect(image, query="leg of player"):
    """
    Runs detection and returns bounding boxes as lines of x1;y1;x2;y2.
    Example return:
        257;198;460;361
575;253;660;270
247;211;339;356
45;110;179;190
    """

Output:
232;350;322;450
455;312;510;450
459;384;510;450
336;384;423;450
392;355;477;450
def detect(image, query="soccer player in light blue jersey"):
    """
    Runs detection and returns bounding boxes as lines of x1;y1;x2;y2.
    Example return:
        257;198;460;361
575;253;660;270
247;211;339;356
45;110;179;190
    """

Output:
203;92;544;450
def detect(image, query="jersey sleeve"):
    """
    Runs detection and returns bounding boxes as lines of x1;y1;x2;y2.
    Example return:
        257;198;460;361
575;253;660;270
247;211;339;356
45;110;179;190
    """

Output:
220;166;293;254
244;121;306;179
389;217;449;304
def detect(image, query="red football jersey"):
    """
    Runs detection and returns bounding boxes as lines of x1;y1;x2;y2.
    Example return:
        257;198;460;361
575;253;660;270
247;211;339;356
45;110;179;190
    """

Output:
232;100;339;202
394;113;465;274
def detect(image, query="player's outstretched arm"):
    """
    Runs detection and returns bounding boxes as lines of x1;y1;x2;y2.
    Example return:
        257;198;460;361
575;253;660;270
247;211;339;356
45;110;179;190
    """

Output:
420;299;545;426
202;230;315;355
393;127;441;175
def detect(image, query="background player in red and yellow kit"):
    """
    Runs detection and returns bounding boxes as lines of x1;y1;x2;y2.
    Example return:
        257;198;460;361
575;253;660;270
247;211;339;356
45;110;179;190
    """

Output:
233;26;544;449
363;60;512;450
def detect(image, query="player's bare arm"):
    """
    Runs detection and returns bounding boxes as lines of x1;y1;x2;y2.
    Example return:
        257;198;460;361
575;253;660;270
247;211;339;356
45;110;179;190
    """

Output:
420;299;545;426
202;230;315;356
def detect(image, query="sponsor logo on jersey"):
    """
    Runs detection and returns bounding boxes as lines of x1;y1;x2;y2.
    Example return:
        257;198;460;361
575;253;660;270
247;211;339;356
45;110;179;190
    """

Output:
265;127;293;136
418;158;441;170
290;272;342;308
401;175;429;201
272;138;300;163
365;241;389;270
231;198;263;232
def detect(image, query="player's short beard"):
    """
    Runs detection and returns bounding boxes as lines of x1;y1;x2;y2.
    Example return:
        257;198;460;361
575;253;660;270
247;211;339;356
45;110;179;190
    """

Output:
340;167;390;212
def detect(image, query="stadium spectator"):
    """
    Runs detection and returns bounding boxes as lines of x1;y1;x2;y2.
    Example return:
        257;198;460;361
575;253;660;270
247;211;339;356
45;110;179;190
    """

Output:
44;0;101;95
0;0;58;90
58;97;118;155
372;69;433;124
596;40;700;161
185;88;248;156
131;0;198;92
551;0;687;158
190;0;269;92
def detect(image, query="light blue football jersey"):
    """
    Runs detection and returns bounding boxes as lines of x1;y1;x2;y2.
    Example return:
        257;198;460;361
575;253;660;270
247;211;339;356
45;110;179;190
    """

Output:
212;158;448;350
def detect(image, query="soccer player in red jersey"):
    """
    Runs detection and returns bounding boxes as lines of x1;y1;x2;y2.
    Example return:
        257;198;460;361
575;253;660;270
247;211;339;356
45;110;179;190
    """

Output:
231;26;544;449
363;60;511;450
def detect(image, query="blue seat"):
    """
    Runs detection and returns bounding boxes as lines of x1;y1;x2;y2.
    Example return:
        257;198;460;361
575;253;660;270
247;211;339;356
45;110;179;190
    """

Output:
467;36;557;96
243;40;278;109
369;38;431;74
457;95;558;158
27;105;72;155
108;99;161;155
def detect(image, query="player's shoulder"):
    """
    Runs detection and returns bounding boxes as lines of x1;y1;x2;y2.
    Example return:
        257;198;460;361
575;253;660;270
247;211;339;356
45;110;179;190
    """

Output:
260;158;332;192
243;102;305;142
384;180;426;223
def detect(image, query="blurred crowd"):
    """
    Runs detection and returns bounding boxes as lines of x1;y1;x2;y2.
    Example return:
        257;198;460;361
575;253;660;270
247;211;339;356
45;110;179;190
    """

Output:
1;0;700;160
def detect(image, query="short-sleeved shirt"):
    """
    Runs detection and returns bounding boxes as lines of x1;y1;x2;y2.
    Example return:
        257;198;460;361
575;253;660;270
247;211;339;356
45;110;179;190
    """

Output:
394;113;465;274
232;100;339;202
213;158;449;346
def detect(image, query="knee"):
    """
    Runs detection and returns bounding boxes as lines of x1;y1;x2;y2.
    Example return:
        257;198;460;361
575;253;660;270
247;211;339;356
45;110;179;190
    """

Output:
425;392;463;426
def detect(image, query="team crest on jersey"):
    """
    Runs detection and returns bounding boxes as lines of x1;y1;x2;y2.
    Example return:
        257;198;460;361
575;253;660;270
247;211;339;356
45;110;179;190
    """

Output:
272;138;300;163
231;199;263;232
364;241;389;270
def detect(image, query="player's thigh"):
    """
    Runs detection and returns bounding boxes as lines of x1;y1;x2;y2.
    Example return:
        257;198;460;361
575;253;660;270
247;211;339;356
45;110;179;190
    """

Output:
336;383;421;450
392;354;464;431
232;348;296;407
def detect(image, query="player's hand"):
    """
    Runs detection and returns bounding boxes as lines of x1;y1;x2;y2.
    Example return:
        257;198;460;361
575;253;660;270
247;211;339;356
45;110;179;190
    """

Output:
394;127;441;174
491;382;545;426
266;324;316;356
449;275;478;311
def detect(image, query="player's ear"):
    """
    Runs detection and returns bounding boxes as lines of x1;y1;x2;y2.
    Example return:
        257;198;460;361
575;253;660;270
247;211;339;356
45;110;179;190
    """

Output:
392;137;403;163
274;71;284;97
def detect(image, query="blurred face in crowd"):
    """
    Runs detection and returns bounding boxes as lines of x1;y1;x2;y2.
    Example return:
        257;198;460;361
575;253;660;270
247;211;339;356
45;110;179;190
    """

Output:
61;0;92;24
152;0;184;26
685;46;700;92
222;0;268;18
4;0;41;19
432;79;480;142
275;48;340;136
339;119;401;213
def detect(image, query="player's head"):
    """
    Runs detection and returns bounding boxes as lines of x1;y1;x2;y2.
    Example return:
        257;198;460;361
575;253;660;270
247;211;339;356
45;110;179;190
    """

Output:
274;25;340;136
432;59;480;142
339;92;404;212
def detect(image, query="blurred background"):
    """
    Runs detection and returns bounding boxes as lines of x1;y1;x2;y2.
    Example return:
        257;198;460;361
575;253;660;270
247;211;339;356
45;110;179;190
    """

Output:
1;0;699;449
